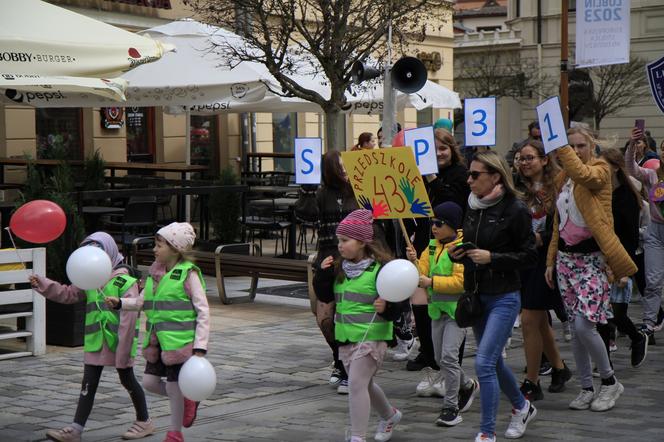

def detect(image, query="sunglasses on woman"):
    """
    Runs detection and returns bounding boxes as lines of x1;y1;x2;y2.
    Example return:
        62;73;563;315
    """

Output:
467;170;490;180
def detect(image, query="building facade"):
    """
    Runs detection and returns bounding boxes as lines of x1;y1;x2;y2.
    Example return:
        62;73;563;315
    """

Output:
0;0;456;182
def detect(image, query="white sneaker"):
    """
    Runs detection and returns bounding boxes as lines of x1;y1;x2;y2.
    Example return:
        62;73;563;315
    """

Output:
590;381;624;412
391;337;415;361
504;400;536;439
415;367;444;397
329;368;343;386
374;408;402;442
514;315;521;328
475;432;496;442
569;389;595;410
337;379;349;395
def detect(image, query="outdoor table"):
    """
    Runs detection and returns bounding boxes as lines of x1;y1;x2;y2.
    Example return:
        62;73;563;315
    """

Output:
246;152;295;173
249;185;300;198
82;206;125;232
246;197;299;259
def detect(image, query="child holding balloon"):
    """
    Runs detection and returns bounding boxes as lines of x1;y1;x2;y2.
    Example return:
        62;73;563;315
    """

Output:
106;222;210;442
29;232;153;442
406;202;479;428
314;209;404;442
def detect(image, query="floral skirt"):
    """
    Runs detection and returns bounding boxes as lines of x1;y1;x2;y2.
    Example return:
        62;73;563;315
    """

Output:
556;251;612;324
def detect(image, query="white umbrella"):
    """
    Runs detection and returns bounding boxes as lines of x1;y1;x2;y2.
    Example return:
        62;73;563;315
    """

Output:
0;0;171;101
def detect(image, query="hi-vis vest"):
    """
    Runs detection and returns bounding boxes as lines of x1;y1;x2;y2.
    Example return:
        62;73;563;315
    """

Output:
427;239;462;320
143;262;204;351
84;275;139;356
333;262;392;343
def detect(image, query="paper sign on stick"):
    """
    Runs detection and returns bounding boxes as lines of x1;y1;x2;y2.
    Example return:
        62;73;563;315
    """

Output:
404;126;438;175
294;138;322;184
341;147;432;219
464;97;496;147
536;97;569;154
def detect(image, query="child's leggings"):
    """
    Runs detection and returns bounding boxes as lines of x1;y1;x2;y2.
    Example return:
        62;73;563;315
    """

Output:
143;374;185;432
344;354;393;438
74;364;149;427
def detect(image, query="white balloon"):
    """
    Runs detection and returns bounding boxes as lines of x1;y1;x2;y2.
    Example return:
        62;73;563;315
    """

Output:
66;246;112;290
376;259;420;302
179;356;217;401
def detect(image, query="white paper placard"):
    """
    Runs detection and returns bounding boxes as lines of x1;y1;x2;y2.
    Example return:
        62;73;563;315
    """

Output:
404;126;438;175
536;97;569;153
294;138;322;184
576;0;630;68
464;97;496;147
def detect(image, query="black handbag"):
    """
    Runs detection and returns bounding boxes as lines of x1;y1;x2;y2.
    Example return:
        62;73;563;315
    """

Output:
455;288;482;328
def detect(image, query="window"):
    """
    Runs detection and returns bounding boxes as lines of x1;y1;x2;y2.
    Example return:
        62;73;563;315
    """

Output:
272;112;297;172
126;107;155;163
35;108;83;160
417;108;433;127
477;25;501;32
190;115;218;175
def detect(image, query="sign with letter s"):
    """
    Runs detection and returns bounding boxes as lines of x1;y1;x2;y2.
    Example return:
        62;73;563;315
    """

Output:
404;126;438;175
294;138;322;184
464;97;496;147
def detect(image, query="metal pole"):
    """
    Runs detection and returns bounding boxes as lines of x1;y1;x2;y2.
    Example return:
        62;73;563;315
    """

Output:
185;109;191;222
560;0;569;128
382;21;397;146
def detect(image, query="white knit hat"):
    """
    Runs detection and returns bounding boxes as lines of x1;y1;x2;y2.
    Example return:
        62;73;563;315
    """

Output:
157;222;196;253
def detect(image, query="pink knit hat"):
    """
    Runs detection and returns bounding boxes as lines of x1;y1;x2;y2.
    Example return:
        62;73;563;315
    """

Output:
157;222;196;253
336;209;374;243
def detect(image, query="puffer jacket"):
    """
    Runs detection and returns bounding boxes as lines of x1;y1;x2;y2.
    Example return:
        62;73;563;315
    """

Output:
460;192;537;294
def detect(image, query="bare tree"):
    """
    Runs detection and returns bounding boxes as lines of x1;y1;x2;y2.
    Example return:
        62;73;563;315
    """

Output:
184;0;451;150
455;50;552;101
587;58;650;130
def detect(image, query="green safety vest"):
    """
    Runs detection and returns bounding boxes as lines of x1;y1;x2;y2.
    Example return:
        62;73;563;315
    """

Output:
427;239;462;320
143;262;205;351
84;275;139;356
334;262;392;343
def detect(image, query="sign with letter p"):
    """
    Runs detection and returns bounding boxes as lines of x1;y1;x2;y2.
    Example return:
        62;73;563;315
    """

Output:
404;126;438;175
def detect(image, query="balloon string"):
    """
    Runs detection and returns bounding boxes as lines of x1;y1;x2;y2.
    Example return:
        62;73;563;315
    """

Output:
4;227;28;271
350;311;377;362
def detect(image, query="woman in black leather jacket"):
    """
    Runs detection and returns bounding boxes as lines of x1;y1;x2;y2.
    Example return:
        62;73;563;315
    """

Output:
449;150;537;442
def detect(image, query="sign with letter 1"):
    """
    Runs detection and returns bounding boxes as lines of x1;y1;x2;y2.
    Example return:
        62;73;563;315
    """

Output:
536;97;569;154
294;138;322;184
464;97;496;147
404;126;438;175
341;147;432;219
576;0;630;68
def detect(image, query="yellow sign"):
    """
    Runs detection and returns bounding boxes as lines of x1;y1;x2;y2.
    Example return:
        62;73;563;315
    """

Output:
341;147;433;219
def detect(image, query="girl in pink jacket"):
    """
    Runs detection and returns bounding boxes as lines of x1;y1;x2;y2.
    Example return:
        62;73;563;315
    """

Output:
29;232;153;442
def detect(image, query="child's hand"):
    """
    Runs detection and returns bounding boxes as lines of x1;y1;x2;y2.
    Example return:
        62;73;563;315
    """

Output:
320;255;334;270
104;297;120;309
193;350;206;357
406;246;417;262
617;276;629;288
28;275;39;288
374;298;386;314
448;244;466;260
419;275;432;289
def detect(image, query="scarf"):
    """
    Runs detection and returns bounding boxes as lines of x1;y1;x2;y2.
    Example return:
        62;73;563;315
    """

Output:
468;184;506;210
342;257;375;279
80;231;124;268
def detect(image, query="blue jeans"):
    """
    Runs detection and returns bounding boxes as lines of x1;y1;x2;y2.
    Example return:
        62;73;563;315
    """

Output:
473;291;526;435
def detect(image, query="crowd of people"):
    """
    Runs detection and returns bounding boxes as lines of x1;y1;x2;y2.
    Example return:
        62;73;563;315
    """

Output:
312;119;663;442
28;118;663;442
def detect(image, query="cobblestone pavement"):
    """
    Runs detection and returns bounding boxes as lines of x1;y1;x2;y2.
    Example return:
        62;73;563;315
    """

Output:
0;275;662;441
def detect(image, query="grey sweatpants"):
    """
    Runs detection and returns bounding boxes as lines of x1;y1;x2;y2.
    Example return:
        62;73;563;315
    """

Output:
432;314;469;408
642;222;664;327
571;316;614;389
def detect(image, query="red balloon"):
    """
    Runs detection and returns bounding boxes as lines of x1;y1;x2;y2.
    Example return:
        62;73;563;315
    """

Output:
643;159;660;170
10;200;66;244
392;129;405;147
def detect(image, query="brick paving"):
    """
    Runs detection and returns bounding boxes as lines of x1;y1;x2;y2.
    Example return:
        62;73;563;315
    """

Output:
0;274;662;441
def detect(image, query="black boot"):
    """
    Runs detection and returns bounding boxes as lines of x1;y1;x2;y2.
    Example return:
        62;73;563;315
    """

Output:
407;305;438;371
548;361;572;393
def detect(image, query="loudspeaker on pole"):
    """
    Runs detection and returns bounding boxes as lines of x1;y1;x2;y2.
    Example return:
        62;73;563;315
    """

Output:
391;56;427;94
351;61;381;84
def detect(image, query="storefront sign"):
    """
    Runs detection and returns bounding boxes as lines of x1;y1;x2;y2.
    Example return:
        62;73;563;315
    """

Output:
576;0;630;68
101;107;124;129
341;147;432;219
105;0;172;9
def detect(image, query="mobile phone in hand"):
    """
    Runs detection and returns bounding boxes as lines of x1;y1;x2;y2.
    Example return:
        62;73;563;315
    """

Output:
635;119;645;132
457;242;477;251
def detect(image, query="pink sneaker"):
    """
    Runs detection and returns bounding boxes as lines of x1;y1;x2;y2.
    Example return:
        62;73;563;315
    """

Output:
163;430;184;442
183;398;200;428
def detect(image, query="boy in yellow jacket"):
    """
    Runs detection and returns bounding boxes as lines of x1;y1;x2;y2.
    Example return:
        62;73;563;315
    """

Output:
407;202;479;427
